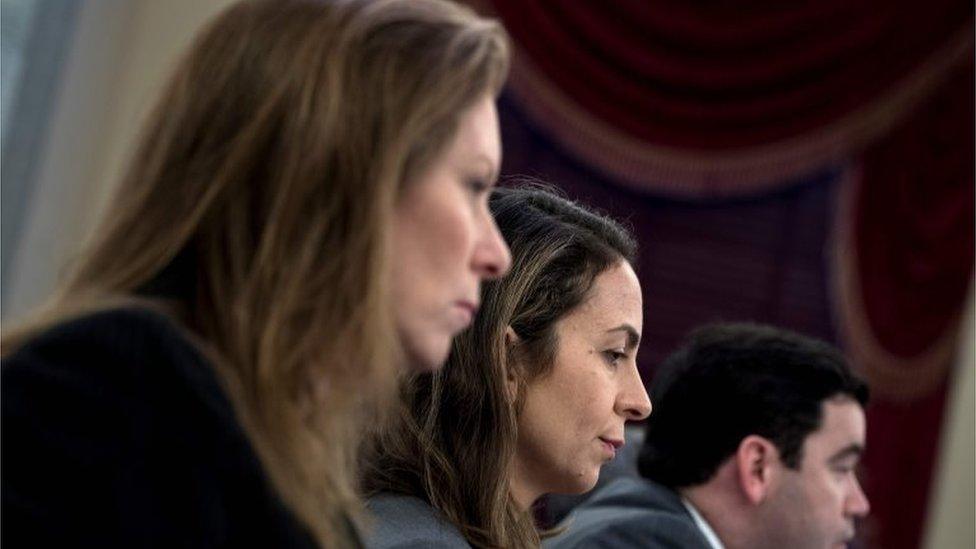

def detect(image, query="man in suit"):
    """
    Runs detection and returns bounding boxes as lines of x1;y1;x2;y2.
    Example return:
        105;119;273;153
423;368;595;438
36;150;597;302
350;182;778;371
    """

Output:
547;323;871;549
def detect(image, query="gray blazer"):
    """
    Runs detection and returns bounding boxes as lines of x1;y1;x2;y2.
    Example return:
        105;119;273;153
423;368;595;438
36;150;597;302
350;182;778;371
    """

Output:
544;477;712;549
365;493;470;549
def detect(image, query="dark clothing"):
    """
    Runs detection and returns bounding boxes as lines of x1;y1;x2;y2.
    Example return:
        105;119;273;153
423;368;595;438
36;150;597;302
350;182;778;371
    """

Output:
2;308;320;548
544;477;712;549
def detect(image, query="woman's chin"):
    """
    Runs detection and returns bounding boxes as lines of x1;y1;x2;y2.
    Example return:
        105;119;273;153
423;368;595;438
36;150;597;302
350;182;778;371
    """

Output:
400;336;452;373
553;470;600;496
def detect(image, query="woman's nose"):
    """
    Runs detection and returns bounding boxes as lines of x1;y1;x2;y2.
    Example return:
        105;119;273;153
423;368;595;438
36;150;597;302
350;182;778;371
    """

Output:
471;215;511;280
616;368;652;421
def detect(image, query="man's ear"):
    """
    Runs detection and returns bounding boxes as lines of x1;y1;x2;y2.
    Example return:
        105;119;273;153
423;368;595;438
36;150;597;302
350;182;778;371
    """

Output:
734;435;781;505
503;326;521;405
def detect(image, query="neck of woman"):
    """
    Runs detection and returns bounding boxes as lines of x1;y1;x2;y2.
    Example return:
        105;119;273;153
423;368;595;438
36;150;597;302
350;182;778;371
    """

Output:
508;463;543;511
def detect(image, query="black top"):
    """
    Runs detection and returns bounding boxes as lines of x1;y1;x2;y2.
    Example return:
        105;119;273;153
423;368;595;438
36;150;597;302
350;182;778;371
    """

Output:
2;307;319;548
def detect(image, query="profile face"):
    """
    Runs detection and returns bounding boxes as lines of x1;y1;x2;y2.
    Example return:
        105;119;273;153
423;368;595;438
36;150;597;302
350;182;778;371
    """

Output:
766;397;871;549
391;94;511;372
513;261;652;501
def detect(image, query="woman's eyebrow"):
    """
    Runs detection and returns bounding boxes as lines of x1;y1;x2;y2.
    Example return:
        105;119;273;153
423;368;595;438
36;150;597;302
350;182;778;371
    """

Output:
605;324;640;349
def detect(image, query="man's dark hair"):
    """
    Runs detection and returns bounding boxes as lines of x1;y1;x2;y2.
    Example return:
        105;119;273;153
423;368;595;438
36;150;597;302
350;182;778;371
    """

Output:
637;322;869;489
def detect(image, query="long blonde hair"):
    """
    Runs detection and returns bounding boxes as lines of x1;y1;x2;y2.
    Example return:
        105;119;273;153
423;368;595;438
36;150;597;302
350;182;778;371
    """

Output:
362;185;638;547
1;1;509;546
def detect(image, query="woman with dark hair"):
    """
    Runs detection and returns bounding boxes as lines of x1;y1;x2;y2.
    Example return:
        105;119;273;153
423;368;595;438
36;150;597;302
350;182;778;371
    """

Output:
2;1;510;547
363;184;652;547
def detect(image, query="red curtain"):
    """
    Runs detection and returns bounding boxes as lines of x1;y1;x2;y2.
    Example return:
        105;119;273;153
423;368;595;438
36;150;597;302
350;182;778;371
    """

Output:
489;0;970;149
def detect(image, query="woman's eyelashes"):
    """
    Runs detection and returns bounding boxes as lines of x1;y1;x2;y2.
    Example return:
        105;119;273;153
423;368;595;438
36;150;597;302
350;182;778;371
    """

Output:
465;177;491;195
602;348;629;368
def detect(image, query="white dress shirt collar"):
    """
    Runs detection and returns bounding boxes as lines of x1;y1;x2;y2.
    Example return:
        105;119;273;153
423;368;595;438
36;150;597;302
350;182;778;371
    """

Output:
680;497;726;549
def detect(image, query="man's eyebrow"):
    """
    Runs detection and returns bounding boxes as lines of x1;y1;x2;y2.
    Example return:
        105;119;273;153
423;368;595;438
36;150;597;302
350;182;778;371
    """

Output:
828;443;865;464
606;324;640;349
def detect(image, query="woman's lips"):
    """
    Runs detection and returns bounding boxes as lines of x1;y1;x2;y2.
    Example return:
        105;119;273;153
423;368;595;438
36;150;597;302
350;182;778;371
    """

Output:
599;437;624;458
453;300;479;328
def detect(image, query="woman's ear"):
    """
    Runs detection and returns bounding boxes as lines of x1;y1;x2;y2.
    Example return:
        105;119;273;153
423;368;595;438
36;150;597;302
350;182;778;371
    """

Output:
503;326;521;405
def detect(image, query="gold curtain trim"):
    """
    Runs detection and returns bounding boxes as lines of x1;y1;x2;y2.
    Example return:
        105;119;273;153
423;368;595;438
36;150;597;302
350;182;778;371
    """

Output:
829;166;965;402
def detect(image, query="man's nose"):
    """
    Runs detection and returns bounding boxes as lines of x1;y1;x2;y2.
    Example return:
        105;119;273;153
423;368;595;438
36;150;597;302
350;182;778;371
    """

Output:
847;476;871;517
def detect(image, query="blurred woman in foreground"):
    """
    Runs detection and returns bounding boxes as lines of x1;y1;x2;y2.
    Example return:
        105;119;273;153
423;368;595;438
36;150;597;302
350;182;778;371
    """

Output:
1;1;510;547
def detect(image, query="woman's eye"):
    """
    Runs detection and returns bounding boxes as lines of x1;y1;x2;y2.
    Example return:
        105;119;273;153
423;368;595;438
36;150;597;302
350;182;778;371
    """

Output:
603;349;627;367
466;178;490;194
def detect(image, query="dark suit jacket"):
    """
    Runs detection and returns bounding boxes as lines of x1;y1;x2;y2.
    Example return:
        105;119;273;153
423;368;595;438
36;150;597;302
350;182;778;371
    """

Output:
2;307;324;548
544;477;712;549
